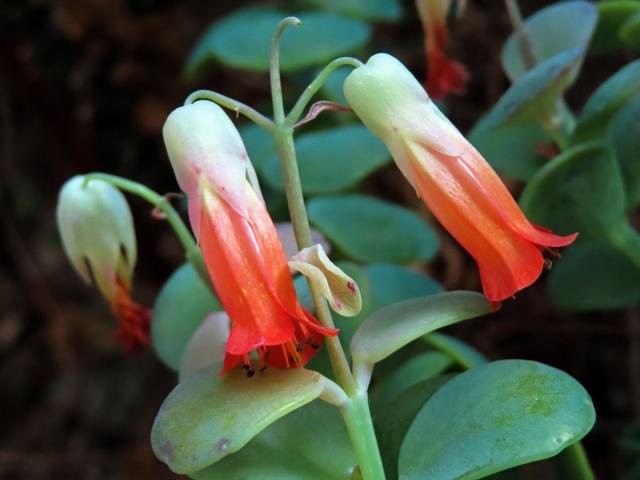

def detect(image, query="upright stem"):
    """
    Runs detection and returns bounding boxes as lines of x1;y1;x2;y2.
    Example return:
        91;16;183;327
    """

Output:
557;442;595;480
504;0;536;70
269;19;384;480
83;173;211;290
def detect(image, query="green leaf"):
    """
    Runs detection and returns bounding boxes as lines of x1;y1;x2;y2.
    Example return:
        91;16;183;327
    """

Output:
261;126;390;194
321;65;352;104
520;142;625;239
151;365;328;474
364;263;443;312
591;1;640;54
468;117;550;181
351;291;491;373
549;238;640;311
483;49;583;130
501;1;597;81
151;263;221;371
372;352;453;406
399;360;596;480
621;11;640;47
191;400;356;480
301;0;402;21
422;332;487;369
572;60;640;143
611;94;640;208
185;8;371;77
239;123;275;171
308;195;438;263
375;375;455;480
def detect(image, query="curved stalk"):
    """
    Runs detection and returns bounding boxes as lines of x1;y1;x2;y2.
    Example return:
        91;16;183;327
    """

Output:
286;56;363;126
184;90;274;132
83;173;211;290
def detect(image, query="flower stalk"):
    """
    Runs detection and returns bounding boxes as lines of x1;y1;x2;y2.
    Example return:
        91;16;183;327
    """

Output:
83;173;210;290
269;17;385;480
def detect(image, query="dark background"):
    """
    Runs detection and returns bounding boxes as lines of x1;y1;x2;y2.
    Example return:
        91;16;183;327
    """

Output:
0;0;637;478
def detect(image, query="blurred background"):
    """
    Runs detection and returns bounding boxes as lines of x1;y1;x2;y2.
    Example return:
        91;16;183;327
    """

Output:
0;0;638;478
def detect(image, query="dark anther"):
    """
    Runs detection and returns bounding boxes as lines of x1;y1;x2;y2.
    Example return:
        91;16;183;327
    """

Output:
246;369;255;378
242;364;250;370
259;366;267;373
310;342;320;350
543;258;553;270
289;355;297;363
296;343;304;352
305;337;313;345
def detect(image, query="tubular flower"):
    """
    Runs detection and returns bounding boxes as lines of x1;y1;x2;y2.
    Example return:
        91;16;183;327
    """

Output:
343;54;577;303
416;0;469;100
56;176;151;351
163;101;338;375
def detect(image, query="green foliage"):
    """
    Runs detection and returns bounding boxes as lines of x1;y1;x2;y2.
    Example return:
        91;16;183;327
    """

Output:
611;95;640;208
468;118;550;181
520;142;624;239
549;239;640;311
151;365;328;474
261;125;390;194
301;0;402;21
591;1;640;53
351;291;491;370
398;360;596;480
483;48;583;130
365;263;442;312
422;332;487;370
191;401;356;480
151;263;221;371
239;123;275;171
321;65;352;104
185;8;371;78
500;1;597;81
308;195;438;263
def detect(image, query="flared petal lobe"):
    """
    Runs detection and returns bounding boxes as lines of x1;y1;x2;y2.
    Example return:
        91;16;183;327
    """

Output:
163;101;337;375
343;54;577;302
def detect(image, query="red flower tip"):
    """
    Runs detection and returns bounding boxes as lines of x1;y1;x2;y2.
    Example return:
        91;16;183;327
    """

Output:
111;279;151;353
425;47;470;100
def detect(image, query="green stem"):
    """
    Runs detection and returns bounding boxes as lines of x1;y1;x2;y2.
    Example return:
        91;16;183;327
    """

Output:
83;173;211;289
286;56;363;126
269;18;384;480
184;90;274;132
504;0;536;70
557;442;596;480
340;393;386;480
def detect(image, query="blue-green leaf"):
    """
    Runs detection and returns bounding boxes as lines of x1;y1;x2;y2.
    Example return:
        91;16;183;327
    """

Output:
422;332;487;369
301;0;402;21
185;8;371;77
151;263;221;371
399;360;596;480
151;365;328;474
261;126;390;194
308;195;438;263
591;1;640;54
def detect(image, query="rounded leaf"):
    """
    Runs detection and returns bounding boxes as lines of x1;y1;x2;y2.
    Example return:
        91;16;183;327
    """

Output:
591;1;640;54
549;237;640;311
151;263;222;370
191;400;357;480
611;93;640;208
151;366;327;474
501;1;597;81
620;12;640;47
399;360;596;480
422;332;487;370
520;142;625;239
308;195;438;263
301;0;402;21
185;8;371;76
261;125;390;194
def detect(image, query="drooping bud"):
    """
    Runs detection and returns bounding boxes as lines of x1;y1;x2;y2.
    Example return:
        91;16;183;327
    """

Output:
344;54;577;303
56;175;150;351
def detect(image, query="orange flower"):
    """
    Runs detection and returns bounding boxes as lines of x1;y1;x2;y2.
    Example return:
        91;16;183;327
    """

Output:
57;176;150;351
344;54;577;303
163;101;337;375
416;0;469;100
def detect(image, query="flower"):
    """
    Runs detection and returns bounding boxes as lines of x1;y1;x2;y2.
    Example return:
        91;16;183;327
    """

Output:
163;101;338;375
343;54;577;303
416;0;469;100
56;176;151;351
